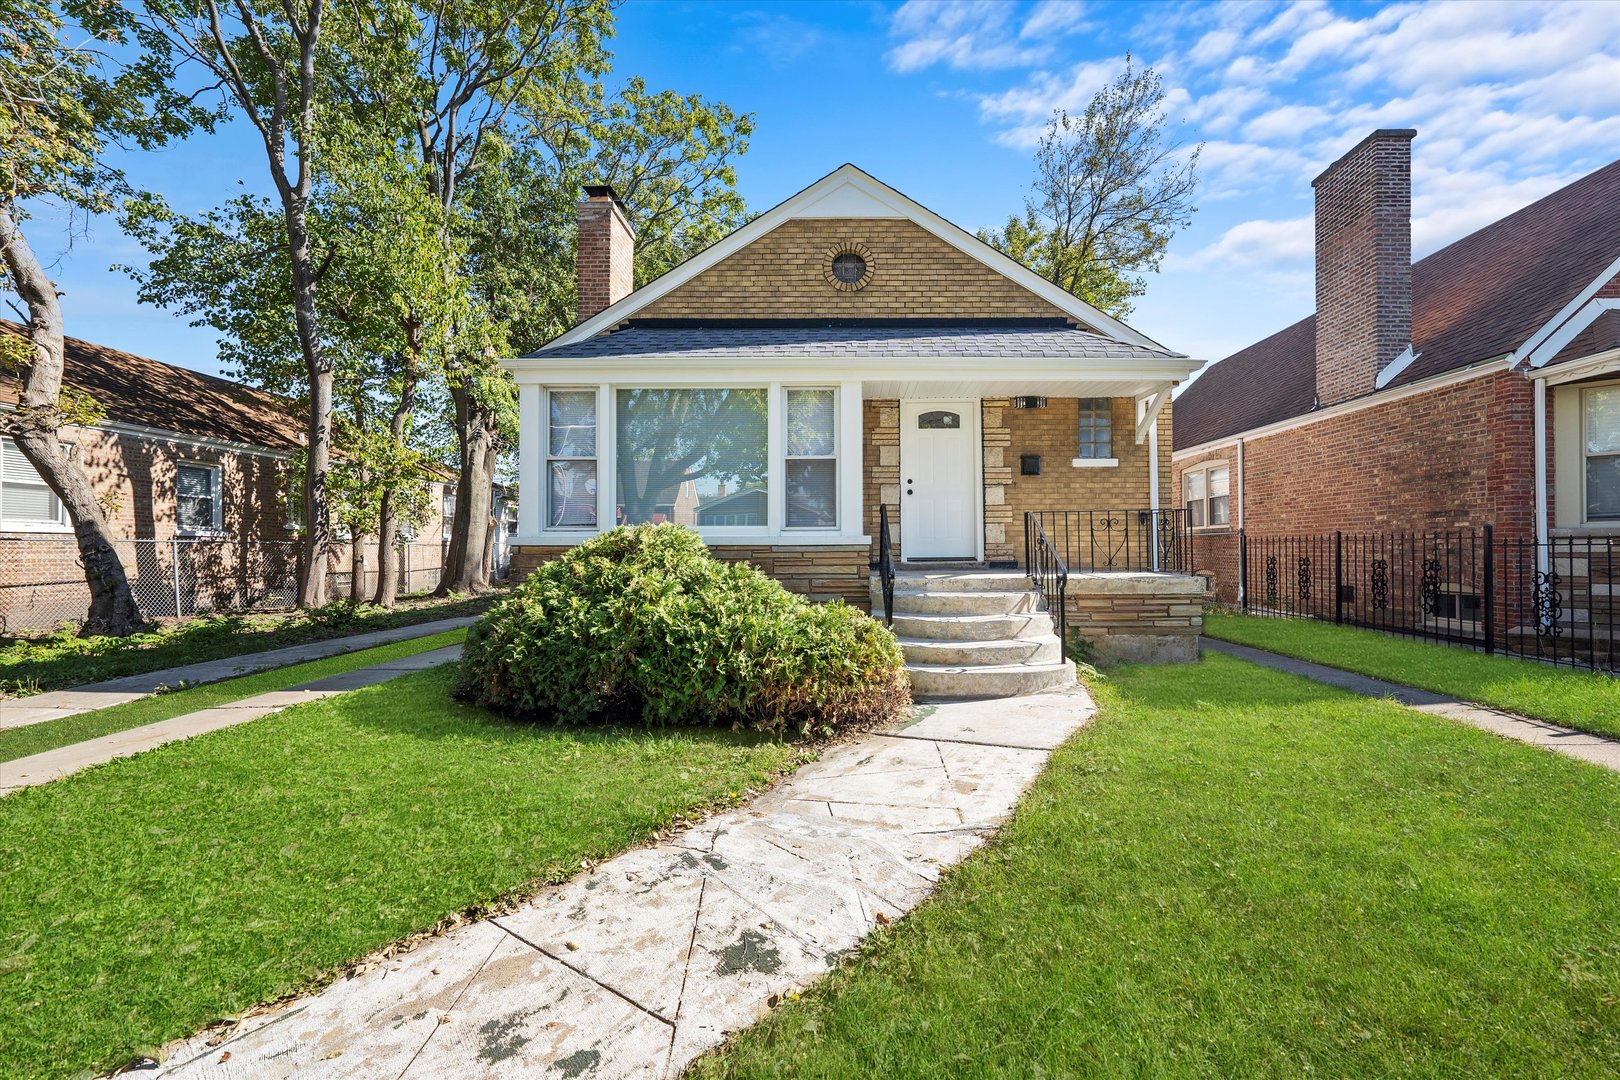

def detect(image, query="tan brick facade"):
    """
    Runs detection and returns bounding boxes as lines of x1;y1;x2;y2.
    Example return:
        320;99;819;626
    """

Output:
636;218;1078;323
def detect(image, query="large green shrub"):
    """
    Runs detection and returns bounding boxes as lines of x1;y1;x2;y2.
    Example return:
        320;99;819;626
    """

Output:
456;524;909;737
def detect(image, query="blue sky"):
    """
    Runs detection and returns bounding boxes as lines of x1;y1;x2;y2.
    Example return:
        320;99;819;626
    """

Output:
23;0;1620;379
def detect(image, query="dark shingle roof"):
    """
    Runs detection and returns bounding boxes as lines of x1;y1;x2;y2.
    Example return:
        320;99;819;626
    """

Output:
530;321;1184;361
1;320;303;452
1175;157;1620;450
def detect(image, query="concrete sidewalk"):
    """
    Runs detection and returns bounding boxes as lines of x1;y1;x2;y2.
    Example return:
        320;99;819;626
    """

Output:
0;646;464;795
154;687;1095;1079
1202;637;1620;772
1;616;478;732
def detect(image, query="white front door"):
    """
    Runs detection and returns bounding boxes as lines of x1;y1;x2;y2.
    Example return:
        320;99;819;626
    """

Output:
899;400;978;559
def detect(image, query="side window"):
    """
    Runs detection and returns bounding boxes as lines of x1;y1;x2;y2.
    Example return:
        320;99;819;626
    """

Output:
1077;398;1112;459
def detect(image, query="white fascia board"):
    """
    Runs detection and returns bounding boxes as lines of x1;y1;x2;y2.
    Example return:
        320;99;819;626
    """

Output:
1171;356;1512;460
1514;254;1620;365
1525;298;1620;369
1527;345;1620;386
536;164;1175;356
506;354;1203;387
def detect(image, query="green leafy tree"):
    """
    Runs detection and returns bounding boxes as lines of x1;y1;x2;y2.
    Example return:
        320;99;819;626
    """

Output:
1;0;201;635
979;56;1200;319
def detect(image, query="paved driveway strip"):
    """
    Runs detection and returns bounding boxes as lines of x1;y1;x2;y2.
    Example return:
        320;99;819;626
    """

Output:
1;615;480;731
1202;637;1620;772
0;646;465;794
152;686;1095;1079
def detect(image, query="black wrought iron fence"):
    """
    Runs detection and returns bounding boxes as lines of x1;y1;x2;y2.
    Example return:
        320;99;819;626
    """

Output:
1024;512;1069;662
1026;508;1193;574
1239;526;1618;674
877;503;895;628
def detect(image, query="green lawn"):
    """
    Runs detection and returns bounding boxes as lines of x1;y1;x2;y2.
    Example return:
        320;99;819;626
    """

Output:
1204;609;1620;738
0;665;804;1080
694;654;1620;1079
0;591;496;698
0;627;467;763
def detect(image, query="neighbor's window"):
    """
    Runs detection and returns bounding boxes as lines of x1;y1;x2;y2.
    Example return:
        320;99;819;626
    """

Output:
617;388;768;527
785;388;837;528
176;461;222;532
1184;463;1230;528
548;389;598;528
1585;384;1620;521
1077;398;1113;459
0;437;69;527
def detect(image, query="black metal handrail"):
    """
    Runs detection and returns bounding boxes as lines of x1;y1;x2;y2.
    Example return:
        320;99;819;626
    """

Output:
1025;511;1069;661
1027;508;1193;574
877;502;895;628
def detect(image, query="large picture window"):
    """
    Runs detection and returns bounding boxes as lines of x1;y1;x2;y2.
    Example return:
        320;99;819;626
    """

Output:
548;390;598;528
785;388;837;528
616;388;768;527
1585;385;1620;521
0;437;68;527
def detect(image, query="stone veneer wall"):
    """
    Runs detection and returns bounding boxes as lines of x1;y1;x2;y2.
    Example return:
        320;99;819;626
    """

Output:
510;543;871;610
863;399;901;561
1067;573;1203;664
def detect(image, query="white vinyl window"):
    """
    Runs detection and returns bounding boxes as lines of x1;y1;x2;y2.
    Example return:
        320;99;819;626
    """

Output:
1184;463;1231;529
0;436;70;529
548;390;598;528
617;388;768;528
176;461;223;533
785;388;837;528
1584;385;1620;521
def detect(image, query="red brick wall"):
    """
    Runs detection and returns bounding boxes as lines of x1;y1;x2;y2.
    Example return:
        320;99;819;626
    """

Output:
576;195;635;321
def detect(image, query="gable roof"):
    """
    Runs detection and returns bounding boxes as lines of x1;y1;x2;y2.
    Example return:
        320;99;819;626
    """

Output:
0;320;303;453
1175;157;1620;450
535;163;1171;356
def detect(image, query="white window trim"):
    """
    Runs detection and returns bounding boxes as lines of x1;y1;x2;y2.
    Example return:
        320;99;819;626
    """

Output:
175;460;224;535
1070;457;1120;468
1183;460;1232;532
544;387;601;531
1553;376;1620;529
783;386;840;531
0;436;73;532
522;381;868;547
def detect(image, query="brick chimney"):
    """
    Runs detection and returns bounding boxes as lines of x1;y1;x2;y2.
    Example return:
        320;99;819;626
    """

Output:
575;184;635;322
1312;129;1415;407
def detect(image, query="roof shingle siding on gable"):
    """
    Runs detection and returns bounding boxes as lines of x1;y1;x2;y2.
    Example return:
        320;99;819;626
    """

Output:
1174;158;1620;451
0;320;303;453
633;217;1080;325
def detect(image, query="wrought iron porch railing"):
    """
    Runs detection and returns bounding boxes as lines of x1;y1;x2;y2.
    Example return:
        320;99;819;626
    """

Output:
877;502;896;628
1025;508;1193;574
1024;512;1069;662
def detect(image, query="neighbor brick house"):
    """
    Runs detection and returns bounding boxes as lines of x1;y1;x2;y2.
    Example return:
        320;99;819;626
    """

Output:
0;323;450;628
1172;131;1620;610
505;166;1202;604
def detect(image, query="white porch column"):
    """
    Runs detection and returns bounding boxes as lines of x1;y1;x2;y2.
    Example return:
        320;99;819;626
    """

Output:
517;382;541;538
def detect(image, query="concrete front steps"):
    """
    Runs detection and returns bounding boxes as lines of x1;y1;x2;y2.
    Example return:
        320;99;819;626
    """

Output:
874;570;1076;699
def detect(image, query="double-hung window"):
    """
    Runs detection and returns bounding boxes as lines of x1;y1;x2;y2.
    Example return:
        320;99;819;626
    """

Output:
176;462;222;533
1184;463;1230;529
548;390;598;528
1584;385;1620;521
785;388;837;528
1074;398;1116;464
0;437;69;529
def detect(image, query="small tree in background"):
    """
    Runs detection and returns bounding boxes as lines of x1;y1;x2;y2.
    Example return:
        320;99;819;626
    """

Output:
980;56;1201;319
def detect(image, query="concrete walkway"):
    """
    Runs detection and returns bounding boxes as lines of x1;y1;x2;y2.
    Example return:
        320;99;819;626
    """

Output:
153;686;1095;1079
0;646;464;795
0;616;479;731
1202;637;1620;772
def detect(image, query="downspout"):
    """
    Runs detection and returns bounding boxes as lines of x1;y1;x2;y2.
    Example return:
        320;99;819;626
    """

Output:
1147;400;1161;571
1235;437;1246;607
1533;374;1549;574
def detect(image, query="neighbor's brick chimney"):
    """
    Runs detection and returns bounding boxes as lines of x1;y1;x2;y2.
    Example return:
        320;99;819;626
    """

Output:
1312;129;1415;407
576;184;635;322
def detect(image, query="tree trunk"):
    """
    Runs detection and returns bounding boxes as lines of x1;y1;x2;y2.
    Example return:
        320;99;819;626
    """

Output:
348;534;366;602
371;335;419;609
436;381;497;596
1;203;146;636
286;199;332;608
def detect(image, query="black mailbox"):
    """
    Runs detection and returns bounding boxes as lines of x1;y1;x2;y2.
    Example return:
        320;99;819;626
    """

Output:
1020;454;1041;476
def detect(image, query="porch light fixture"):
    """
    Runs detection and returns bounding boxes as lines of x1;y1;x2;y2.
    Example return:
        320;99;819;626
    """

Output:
1011;396;1048;409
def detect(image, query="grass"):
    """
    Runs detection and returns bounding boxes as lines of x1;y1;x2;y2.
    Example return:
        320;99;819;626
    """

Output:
0;626;467;763
0;590;498;699
1204;609;1620;738
694;654;1620;1079
0;664;804;1079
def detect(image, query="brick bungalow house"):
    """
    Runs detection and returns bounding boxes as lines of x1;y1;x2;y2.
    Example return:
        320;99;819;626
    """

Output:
1;323;450;628
1171;131;1618;658
503;166;1207;695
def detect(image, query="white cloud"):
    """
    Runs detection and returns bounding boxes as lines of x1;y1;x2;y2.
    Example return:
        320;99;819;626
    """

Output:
1179;215;1315;270
1020;0;1089;39
887;0;1050;73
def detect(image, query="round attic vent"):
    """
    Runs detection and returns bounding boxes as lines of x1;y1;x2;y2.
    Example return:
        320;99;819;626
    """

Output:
823;243;874;292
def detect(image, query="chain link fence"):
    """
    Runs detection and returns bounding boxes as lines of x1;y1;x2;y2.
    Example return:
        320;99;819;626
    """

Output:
1;536;443;634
